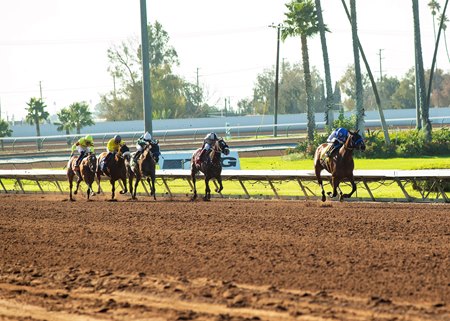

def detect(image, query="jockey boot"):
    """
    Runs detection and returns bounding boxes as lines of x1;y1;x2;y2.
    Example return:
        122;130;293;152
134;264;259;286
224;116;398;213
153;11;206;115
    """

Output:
133;150;142;163
74;151;85;171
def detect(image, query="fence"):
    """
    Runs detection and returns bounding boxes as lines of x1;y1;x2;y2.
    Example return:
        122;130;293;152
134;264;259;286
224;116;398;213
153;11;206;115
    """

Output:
0;169;448;203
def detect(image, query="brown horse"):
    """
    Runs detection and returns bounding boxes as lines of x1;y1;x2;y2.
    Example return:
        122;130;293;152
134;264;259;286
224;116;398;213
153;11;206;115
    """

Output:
127;141;160;200
191;138;230;201
67;153;97;201
96;145;130;201
314;130;366;202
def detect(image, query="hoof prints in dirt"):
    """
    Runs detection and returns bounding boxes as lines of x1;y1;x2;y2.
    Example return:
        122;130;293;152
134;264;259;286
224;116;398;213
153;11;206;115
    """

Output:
0;268;448;321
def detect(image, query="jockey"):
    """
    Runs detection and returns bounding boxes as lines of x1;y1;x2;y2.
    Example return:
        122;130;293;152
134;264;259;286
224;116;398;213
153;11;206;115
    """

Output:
196;132;219;165
71;135;95;170
103;135;125;168
133;131;154;163
326;127;349;156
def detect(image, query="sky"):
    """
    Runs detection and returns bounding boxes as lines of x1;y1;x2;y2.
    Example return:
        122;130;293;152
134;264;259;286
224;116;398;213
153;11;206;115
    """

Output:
0;0;447;121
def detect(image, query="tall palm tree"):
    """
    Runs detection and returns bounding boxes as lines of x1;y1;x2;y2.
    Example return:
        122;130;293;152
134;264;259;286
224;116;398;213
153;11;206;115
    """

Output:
350;0;365;134
340;0;390;144
314;0;333;130
412;0;431;141
25;97;49;138
68;102;95;134
427;0;449;112
282;0;320;142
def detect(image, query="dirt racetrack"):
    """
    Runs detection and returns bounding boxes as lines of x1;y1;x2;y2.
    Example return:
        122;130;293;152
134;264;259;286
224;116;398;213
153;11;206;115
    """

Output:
0;194;449;321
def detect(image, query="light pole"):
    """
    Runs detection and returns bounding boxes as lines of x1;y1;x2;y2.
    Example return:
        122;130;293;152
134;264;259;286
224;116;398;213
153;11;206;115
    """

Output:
140;0;153;134
270;23;282;137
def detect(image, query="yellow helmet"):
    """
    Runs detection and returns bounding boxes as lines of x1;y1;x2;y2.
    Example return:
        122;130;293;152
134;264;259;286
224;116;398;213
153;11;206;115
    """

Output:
85;135;93;141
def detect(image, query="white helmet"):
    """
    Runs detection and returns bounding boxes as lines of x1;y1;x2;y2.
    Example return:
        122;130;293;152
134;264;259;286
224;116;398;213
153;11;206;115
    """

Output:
143;131;152;141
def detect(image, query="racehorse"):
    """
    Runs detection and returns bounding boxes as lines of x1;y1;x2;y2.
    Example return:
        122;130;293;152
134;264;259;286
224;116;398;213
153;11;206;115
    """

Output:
67;152;97;201
96;144;130;201
127;140;160;200
314;130;366;202
191;138;230;201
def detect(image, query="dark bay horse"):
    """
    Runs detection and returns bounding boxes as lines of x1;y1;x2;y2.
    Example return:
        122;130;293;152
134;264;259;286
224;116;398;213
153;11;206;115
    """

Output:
96;145;130;201
67;153;97;201
191;138;230;201
127;141;160;200
314;130;365;202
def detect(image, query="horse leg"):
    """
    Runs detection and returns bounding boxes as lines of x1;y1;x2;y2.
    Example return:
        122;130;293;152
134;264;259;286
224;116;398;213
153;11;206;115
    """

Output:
342;177;357;200
128;174;134;199
327;176;339;199
191;170;197;201
147;176;156;200
133;178;139;200
68;173;75;201
203;177;211;201
315;166;326;202
119;177;127;194
215;176;223;193
74;175;82;195
96;171;102;194
110;179;116;201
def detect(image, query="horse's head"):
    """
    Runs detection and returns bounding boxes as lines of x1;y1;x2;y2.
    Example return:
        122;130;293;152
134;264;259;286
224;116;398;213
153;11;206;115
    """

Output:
346;130;366;151
147;140;160;163
86;153;97;172
216;138;230;155
119;144;131;161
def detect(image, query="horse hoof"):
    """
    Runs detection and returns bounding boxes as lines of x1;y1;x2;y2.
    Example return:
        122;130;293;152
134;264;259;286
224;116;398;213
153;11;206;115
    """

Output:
321;196;326;202
119;190;127;195
108;199;117;202
74;190;78;195
70;198;75;202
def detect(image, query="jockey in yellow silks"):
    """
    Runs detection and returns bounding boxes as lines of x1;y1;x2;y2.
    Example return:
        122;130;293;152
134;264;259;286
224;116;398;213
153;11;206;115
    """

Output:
71;135;95;170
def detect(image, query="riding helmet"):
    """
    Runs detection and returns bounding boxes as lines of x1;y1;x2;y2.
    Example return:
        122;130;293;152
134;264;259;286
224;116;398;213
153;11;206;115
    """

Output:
84;135;93;141
114;135;122;143
143;132;152;141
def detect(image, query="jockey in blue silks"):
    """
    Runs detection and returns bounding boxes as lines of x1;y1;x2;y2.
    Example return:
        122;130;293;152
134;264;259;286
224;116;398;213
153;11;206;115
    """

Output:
326;127;349;157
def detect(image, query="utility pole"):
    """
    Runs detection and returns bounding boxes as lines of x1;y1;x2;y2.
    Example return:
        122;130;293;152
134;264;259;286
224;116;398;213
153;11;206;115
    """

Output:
39;81;43;101
196;68;200;110
140;0;153;134
269;23;282;137
377;49;384;81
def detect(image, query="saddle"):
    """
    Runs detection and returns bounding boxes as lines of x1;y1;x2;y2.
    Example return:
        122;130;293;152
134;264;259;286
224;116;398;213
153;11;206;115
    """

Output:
320;144;335;166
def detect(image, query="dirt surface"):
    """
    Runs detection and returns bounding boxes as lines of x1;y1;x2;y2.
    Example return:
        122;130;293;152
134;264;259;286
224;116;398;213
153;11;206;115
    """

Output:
0;194;449;320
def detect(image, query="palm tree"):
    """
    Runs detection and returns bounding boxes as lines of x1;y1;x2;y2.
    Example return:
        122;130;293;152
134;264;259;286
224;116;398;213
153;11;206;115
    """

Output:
427;0;449;113
340;0;390;144
0;119;12;151
412;0;430;141
25;97;49;138
349;0;365;134
55;108;75;147
282;0;320;142
314;0;333;130
68;102;95;134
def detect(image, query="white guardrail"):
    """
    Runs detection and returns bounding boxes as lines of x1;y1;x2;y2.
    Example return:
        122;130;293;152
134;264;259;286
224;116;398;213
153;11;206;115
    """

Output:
0;169;448;203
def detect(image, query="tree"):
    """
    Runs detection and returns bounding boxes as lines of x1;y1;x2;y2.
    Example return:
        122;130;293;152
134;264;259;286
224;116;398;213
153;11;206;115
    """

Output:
55;108;74;135
314;0;333;129
25;97;49;138
348;0;365;134
282;0;320;142
412;0;431;140
0;119;12;150
68;102;95;134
